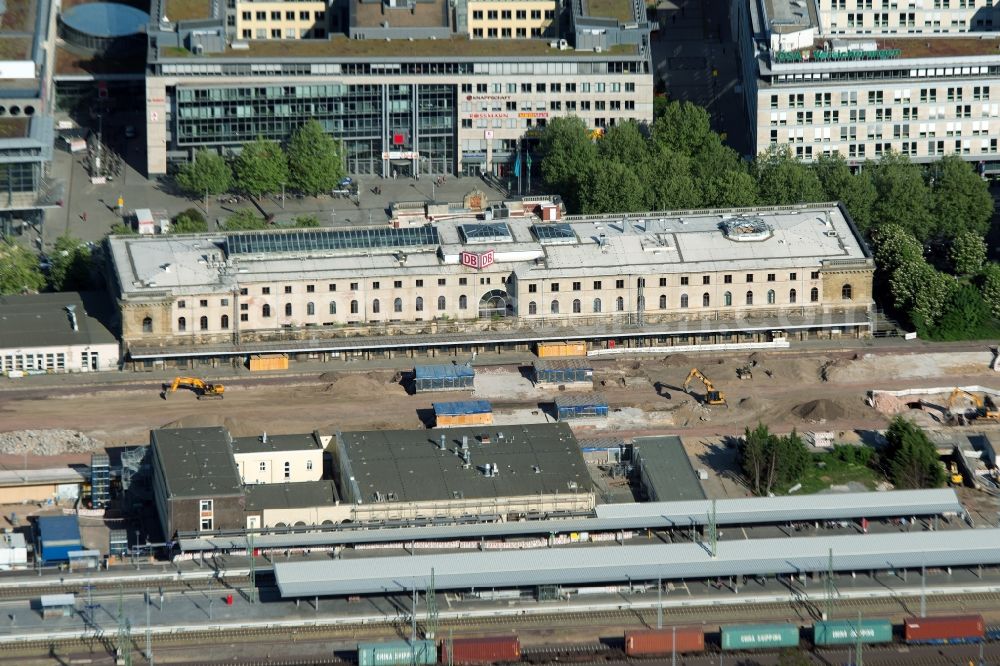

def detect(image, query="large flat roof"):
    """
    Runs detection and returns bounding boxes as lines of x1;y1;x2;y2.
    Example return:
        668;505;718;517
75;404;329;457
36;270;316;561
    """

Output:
352;0;451;29
244;481;340;511
337;423;592;504
274;528;1000;596
231;432;322;456
0;291;117;350
633;436;706;502
151;427;243;499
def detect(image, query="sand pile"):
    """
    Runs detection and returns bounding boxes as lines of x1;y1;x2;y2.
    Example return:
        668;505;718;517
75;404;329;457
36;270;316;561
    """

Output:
0;429;105;456
793;399;846;422
321;372;395;398
869;392;906;415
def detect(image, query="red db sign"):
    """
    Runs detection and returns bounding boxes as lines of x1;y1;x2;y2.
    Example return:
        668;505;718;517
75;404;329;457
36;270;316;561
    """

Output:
461;250;495;269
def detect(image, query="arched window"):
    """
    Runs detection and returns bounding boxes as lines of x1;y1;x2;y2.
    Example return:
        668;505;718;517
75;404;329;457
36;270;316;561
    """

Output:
789;288;797;304
551;300;560;314
459;295;468;310
842;284;853;300
284;303;292;317
680;294;689;308
746;291;754;306
372;299;380;314
616;296;624;311
415;296;424;312
199;316;208;331
437;296;446;310
572;299;581;313
178;316;187;331
350;300;359;314
307;302;315;316
702;292;710;307
767;289;775;305
810;287;819;303
221;315;229;329
262;304;271;318
329;301;337;315
593;298;602;313
142;316;153;333
659;294;667;309
393;297;403;313
528;301;537;315
724;291;732;306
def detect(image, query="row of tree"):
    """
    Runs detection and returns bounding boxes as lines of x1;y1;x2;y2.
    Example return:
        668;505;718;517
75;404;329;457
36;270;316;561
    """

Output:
175;120;346;199
738;418;945;496
0;235;96;295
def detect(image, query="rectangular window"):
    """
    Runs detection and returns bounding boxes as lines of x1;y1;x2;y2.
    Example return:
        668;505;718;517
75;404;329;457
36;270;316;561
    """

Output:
789;272;797;280
239;288;248;296
572;282;581;291
178;300;186;308
724;275;732;284
221;298;229;306
680;276;689;286
415;279;424;287
261;287;270;295
702;275;710;285
551;283;559;292
746;274;754;283
306;285;315;293
259;462;266;471
284;286;292;294
438;278;446;286
811;271;820;279
659;277;667;287
200;499;213;512
528;284;538;293
350;282;359;290
593;281;602;289
615;279;624;289
328;283;336;291
459;278;468;285
767;273;776;282
240;313;248;322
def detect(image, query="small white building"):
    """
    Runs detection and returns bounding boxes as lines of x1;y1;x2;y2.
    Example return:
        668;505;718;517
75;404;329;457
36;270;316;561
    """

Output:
0;532;28;570
0;292;119;374
231;432;327;485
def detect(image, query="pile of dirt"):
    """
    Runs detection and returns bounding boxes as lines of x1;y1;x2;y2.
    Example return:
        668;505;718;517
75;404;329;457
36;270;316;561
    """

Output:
0;430;106;456
738;396;757;409
660;354;692;367
869;392;906;415
321;372;396;398
793;399;846;422
159;415;266;437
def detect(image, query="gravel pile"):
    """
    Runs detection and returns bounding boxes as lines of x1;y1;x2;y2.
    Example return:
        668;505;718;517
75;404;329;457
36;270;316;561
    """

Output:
0;430;105;456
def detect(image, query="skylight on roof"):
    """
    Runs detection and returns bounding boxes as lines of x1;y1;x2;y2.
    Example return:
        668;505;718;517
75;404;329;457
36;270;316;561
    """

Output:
225;227;439;254
532;223;576;245
458;223;512;244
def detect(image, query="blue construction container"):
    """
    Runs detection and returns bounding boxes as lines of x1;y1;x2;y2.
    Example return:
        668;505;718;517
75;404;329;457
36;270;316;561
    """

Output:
414;364;475;392
357;640;436;666
554;393;609;420
533;359;594;385
36;515;83;565
433;400;493;426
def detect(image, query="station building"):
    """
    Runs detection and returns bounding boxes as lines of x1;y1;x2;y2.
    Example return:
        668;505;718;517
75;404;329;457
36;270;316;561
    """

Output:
734;0;1000;171
144;0;652;177
107;198;874;370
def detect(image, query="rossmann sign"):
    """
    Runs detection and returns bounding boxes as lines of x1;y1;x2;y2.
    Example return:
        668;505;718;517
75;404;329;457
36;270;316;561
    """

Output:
461;250;495;269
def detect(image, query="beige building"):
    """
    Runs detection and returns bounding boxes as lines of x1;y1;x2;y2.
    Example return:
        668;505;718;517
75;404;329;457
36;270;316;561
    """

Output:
466;0;557;39
232;432;327;485
233;0;332;40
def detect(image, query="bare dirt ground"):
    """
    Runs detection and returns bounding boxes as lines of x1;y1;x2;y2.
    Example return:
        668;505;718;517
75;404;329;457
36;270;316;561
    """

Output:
0;350;997;467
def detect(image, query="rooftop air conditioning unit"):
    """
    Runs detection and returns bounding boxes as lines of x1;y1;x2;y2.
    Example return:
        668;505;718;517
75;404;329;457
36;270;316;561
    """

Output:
594;46;603;53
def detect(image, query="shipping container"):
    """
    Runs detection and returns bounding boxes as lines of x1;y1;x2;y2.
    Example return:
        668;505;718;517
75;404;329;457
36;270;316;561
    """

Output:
440;635;520;664
533;359;594;385
721;624;799;650
248;353;289;372
904;615;984;644
536;341;587;358
625;627;705;656
554;393;609;420
433;401;493;427
813;619;893;646
414;365;475;392
357;640;436;666
986;625;1000;641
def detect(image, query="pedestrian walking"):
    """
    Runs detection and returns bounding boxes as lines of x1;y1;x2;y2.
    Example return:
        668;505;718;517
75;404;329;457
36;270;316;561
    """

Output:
81;212;87;222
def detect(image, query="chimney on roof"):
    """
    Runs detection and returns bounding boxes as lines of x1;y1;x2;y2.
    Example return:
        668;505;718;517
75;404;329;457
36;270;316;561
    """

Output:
65;305;78;332
438;434;446;450
262;432;268;443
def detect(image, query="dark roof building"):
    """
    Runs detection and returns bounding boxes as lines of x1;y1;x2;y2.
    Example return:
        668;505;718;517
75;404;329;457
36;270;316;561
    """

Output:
244;481;340;513
231;432;323;456
633;436;706;502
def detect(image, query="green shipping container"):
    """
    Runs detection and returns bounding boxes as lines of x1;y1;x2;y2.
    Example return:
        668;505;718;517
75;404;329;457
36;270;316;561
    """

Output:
357;640;436;666
722;624;800;650
814;620;893;646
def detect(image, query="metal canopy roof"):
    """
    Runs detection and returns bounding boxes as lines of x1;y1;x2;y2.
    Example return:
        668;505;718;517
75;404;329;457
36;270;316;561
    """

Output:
225;227;439;255
274;528;1000;597
178;489;962;552
414;364;475;379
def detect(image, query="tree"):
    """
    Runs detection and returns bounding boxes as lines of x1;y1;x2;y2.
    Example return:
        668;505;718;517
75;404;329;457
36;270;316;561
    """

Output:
0;238;45;294
739;424;811;496
814;154;877;233
753;146;826;206
48;235;94;292
650;100;717;157
981;262;1000;318
578;162;647;214
870;224;924;275
175;149;232;198
932;283;992;340
223;209;269;231
702;168;758;208
287;120;346;196
171;208;208;234
292;214;320;228
882;416;945;489
889;261;953;330
868;153;936;241
928;155;994;239
646;147;701;210
108;223;136;236
597;121;649;167
233;137;289;198
538;117;597;212
948;230;987;276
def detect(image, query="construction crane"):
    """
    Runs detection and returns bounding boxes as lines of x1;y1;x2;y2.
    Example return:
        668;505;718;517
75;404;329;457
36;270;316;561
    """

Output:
162;377;225;400
682;368;727;406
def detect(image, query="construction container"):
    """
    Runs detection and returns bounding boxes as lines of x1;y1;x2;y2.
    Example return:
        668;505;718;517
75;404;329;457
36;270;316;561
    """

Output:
553;393;609;420
533;359;593;385
440;635;520;664
414;364;475;392
536;341;587;358
35;515;83;565
625;627;705;656
904;615;984;644
433;401;493;427
813;619;893;646
248;353;289;372
357;640;436;666
721;624;799;650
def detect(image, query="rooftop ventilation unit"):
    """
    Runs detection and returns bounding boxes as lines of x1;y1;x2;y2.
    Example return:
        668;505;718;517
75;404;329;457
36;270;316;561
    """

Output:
65;305;78;332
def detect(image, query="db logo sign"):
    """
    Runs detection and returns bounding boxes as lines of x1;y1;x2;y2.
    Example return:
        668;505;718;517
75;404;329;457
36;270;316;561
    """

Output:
461;250;495;269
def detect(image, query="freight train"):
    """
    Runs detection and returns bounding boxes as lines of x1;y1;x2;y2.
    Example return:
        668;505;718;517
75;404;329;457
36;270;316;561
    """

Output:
353;614;993;664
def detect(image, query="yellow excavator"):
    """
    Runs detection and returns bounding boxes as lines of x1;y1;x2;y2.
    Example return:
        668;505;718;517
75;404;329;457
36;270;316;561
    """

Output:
683;368;727;406
947;461;964;487
947;388;1000;422
162;377;225;400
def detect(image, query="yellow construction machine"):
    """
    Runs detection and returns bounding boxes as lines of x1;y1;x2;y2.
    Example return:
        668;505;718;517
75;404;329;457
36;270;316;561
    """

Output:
947;388;1000;422
162;376;225;400
947;461;964;486
683;368;727;406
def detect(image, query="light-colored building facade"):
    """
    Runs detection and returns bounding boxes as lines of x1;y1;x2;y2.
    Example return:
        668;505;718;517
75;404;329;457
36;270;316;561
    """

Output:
466;0;558;39
736;0;1000;170
108;199;874;367
233;0;332;40
232;433;328;484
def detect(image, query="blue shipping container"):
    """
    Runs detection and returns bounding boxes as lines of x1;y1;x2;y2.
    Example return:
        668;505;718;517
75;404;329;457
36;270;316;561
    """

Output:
357;640;436;666
36;515;83;564
433;400;492;416
414;365;475;392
